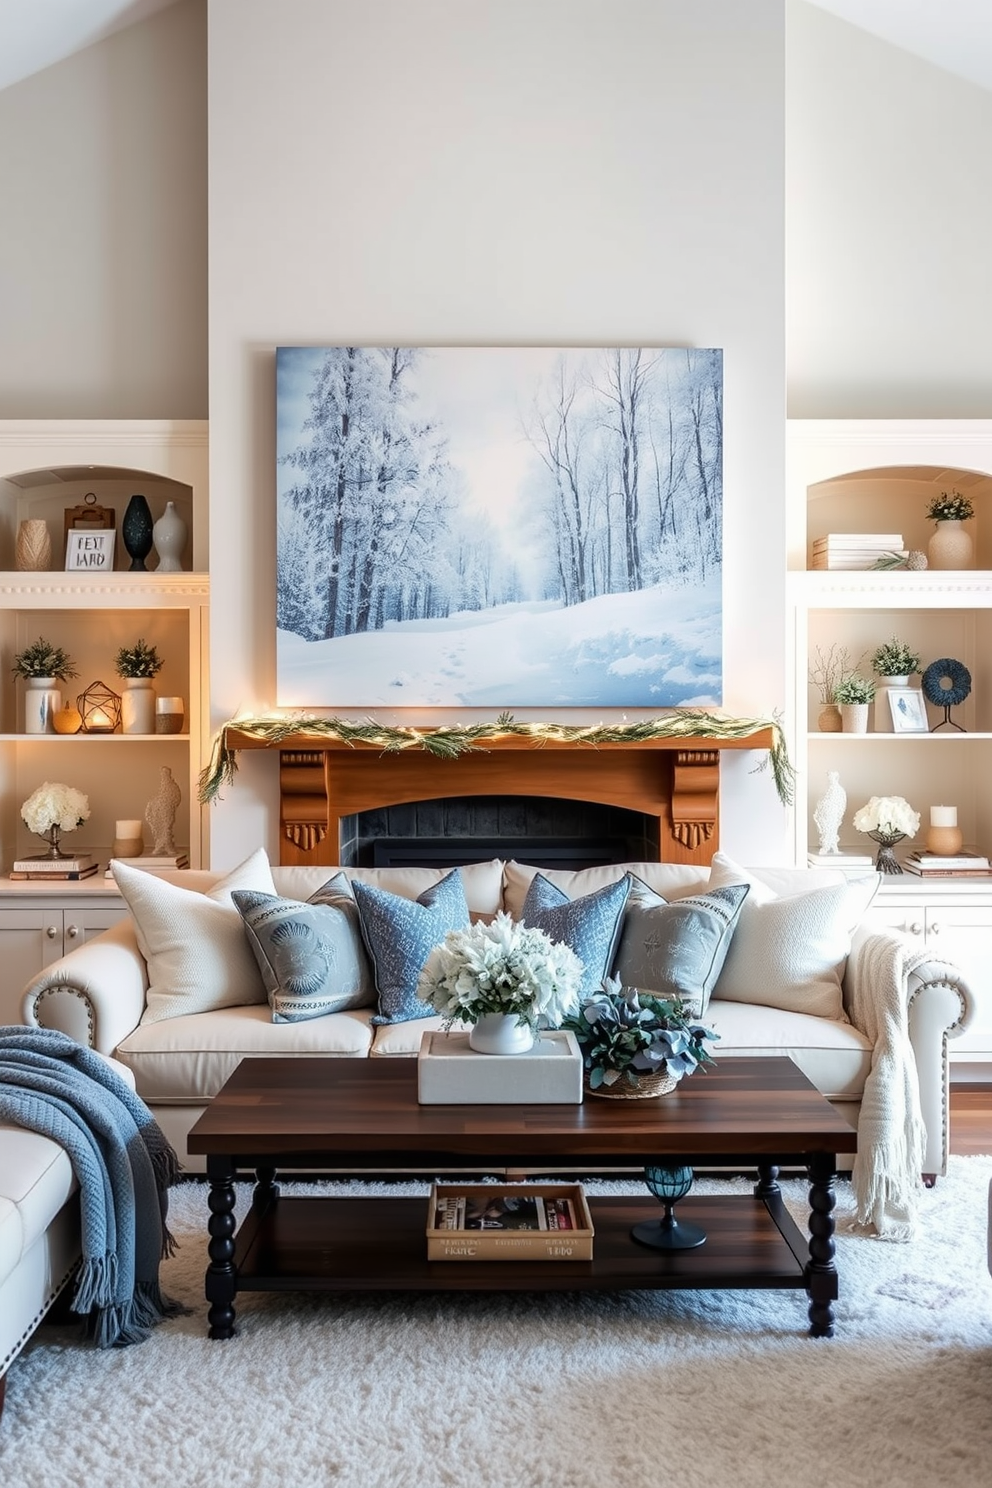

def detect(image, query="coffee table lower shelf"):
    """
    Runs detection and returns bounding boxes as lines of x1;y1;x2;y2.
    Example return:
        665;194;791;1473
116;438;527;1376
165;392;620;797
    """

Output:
225;1193;813;1298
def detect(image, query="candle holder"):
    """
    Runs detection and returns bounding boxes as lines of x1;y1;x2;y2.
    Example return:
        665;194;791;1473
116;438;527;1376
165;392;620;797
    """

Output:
77;680;122;733
631;1163;706;1250
865;828;907;874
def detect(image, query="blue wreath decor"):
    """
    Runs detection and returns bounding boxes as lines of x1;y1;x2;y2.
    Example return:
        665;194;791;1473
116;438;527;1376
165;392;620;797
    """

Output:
922;658;972;709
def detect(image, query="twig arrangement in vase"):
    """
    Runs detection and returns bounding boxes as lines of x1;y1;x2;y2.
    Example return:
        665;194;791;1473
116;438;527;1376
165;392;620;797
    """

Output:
808;645;866;732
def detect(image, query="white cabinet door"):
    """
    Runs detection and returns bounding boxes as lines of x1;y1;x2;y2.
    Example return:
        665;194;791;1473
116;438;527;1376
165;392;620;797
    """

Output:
921;905;992;1060
0;905;128;1025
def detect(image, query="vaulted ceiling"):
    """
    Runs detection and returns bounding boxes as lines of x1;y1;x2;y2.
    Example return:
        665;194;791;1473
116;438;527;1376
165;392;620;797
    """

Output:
0;0;990;95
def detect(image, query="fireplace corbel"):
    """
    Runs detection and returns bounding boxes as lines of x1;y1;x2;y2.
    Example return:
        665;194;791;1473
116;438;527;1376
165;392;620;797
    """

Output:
223;725;775;868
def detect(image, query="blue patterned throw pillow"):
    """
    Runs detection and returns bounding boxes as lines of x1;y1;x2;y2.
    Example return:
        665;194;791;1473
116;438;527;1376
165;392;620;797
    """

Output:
520;872;631;996
610;877;750;1018
352;869;471;1025
232;872;375;1023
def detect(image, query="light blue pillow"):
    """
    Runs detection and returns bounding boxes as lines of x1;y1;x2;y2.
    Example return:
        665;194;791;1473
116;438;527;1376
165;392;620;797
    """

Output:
610;877;750;1018
232;872;374;1023
520;872;631;996
352;869;471;1025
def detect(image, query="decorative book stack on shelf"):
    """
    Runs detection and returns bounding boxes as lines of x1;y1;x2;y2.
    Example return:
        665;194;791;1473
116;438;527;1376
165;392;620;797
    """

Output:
426;1183;594;1260
807;851;875;874
810;534;904;570
103;852;189;878
10;854;98;881
903;851;992;878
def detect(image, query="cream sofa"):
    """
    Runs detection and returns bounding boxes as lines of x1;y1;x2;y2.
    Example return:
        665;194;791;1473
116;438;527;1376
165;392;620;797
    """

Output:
19;857;975;1180
0;1055;135;1417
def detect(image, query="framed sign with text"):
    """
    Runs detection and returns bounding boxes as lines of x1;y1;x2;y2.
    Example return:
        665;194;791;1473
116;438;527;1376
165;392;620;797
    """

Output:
65;528;116;572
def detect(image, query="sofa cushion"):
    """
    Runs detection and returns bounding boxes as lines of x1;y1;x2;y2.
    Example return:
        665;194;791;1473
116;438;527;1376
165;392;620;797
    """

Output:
233;873;375;1023
611;878;750;1017
113;848;277;1025
706;853;879;1019
502;860;706;920
520;873;631;996
271;860;505;920
703;1000;872;1101
115;1004;375;1102
353;869;472;1026
0;1126;76;1290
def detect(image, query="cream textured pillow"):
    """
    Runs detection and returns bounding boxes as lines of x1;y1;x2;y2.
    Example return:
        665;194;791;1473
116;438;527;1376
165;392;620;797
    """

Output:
112;849;278;1025
706;853;879;1020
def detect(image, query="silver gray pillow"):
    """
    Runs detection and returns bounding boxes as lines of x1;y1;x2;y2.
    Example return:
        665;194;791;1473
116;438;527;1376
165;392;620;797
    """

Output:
232;871;374;1022
610;876;750;1018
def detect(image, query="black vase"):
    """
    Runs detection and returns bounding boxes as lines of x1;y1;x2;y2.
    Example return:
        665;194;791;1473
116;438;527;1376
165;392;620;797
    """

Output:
122;494;154;571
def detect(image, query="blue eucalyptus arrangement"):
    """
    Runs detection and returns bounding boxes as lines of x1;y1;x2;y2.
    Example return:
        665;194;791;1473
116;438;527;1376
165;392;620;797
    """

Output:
563;977;719;1092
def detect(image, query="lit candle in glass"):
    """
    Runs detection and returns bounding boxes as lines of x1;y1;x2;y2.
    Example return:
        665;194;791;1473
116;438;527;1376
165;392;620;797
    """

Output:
87;706;113;732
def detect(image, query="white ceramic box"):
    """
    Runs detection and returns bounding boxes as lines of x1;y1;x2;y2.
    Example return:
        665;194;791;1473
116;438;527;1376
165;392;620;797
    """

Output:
417;1029;584;1105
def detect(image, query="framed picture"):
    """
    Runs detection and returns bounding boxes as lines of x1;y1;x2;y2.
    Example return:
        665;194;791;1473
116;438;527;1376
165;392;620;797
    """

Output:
65;528;116;572
888;687;929;733
275;345;724;708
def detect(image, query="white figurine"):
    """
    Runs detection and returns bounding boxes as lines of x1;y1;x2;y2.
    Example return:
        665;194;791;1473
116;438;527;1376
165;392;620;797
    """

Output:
145;765;182;856
813;770;847;855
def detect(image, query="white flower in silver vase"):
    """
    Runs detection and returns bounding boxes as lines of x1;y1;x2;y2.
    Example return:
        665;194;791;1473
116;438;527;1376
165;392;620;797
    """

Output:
852;795;920;838
20;781;90;837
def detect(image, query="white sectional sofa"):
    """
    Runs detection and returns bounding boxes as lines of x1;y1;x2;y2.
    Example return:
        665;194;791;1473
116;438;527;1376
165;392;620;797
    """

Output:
0;1056;134;1417
17;854;975;1184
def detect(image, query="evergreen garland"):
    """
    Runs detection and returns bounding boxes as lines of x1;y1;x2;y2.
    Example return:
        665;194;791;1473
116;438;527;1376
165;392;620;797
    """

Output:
198;709;793;807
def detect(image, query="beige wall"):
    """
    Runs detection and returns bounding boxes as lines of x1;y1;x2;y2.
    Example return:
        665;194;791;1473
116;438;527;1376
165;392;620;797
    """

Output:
786;0;992;416
0;0;207;419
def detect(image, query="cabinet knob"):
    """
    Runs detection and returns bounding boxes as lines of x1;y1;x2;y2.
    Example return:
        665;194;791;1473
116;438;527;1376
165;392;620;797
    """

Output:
66;924;79;939
909;921;923;936
45;924;58;939
929;922;940;936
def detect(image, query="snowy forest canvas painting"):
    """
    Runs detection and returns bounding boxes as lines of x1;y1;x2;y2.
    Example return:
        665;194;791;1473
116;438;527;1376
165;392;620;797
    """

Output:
276;346;723;708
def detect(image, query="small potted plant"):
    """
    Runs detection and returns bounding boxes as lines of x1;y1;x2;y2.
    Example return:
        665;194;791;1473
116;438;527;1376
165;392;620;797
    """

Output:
808;644;866;733
115;639;163;735
926;490;975;570
871;638;921;683
833;674;875;735
11;637;78;734
562;977;719;1099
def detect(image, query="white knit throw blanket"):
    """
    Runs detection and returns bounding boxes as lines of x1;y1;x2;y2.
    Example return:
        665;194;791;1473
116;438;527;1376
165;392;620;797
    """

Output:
845;933;931;1240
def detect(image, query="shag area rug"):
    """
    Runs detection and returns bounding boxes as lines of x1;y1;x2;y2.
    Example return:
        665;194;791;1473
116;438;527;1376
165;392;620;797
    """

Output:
2;1159;991;1488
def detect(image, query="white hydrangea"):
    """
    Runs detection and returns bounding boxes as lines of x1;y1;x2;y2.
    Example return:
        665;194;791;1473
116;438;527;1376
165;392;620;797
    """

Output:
852;794;920;837
21;781;91;836
417;911;583;1030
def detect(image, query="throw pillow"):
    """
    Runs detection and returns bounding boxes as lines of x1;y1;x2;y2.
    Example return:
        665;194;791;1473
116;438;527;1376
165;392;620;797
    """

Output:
114;848;278;1025
352;868;471;1025
232;872;374;1023
520;873;631;996
706;853;880;1020
610;877;750;1018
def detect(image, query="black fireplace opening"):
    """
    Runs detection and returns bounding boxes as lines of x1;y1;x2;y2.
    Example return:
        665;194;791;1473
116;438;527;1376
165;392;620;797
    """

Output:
341;795;659;870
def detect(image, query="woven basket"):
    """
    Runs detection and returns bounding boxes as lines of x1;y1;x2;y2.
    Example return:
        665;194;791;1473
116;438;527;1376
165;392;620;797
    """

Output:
584;1068;680;1100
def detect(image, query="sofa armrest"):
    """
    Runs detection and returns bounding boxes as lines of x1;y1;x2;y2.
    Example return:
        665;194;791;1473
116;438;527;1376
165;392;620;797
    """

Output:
845;923;976;1180
20;917;148;1056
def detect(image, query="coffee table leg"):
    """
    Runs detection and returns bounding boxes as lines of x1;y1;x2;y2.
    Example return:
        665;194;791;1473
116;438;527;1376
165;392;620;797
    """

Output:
805;1152;838;1338
253;1165;279;1209
205;1155;238;1340
754;1163;780;1198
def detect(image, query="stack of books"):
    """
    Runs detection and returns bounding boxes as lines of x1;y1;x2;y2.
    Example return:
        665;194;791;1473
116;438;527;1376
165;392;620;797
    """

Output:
810;534;904;570
902;850;992;877
10;853;98;881
104;852;189;878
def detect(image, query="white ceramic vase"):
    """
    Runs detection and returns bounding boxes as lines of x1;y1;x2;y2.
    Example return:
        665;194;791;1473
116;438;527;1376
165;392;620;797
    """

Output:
468;1013;534;1056
839;702;869;735
928;519;974;571
122;678;156;734
23;677;61;734
152;501;187;572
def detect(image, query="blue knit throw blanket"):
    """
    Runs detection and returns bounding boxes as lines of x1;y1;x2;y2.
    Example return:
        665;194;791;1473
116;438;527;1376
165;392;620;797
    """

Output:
0;1026;185;1348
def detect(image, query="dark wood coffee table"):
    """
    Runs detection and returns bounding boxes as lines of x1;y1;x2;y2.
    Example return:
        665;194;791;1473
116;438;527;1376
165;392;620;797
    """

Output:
186;1054;858;1339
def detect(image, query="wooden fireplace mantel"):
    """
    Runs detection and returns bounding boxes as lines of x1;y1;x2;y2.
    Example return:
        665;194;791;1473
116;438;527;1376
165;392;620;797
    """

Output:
223;725;775;868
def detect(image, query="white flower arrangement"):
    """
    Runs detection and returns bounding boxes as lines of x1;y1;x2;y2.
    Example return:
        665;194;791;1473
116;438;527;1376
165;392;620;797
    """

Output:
852;794;920;838
20;781;90;836
417;912;584;1031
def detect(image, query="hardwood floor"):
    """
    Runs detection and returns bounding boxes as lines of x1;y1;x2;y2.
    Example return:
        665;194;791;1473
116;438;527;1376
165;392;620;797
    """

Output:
950;1084;992;1155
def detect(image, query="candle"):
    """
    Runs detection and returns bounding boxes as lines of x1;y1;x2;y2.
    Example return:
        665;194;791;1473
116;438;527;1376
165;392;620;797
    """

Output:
87;706;113;732
930;805;957;827
116;819;143;838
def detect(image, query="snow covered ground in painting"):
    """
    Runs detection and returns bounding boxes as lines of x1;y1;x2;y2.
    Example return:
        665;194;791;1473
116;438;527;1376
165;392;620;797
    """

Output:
277;579;721;708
